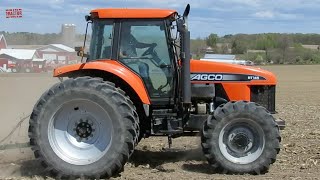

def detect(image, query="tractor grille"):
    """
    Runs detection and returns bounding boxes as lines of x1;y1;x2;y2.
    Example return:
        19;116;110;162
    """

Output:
250;85;276;113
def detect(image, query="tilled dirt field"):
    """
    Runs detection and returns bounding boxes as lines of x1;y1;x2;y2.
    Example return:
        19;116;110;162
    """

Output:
0;65;319;179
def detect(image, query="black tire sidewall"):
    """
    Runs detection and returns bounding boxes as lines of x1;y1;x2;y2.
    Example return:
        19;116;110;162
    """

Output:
37;87;127;175
211;112;275;171
202;102;280;174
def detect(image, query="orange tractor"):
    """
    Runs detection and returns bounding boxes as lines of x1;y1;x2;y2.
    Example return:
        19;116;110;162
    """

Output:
29;5;285;179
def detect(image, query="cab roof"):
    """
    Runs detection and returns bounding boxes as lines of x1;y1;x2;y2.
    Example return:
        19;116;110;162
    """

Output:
90;8;177;19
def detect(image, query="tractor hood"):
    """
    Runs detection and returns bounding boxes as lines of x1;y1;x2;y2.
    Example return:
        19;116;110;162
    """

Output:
190;60;277;85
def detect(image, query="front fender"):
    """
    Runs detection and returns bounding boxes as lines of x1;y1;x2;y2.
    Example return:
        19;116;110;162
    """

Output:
53;60;151;104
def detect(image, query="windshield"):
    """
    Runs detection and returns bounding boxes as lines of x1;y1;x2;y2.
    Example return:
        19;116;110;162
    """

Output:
119;20;171;61
89;20;114;60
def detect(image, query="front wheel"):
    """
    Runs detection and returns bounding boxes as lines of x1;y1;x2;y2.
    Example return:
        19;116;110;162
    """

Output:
201;101;281;174
28;77;139;179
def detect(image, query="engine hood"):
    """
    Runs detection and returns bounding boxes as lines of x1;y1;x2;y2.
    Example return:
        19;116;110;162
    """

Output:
190;60;277;85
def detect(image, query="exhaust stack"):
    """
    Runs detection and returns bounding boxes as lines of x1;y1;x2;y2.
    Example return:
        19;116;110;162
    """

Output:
180;4;191;104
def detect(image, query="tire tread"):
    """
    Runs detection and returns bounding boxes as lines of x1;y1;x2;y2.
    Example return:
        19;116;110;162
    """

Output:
201;101;281;174
28;77;139;179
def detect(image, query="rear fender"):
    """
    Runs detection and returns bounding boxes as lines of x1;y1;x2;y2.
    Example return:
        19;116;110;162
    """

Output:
53;60;151;105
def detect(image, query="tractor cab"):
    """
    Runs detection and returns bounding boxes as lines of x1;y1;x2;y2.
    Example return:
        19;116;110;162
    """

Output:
79;6;191;107
89;17;174;98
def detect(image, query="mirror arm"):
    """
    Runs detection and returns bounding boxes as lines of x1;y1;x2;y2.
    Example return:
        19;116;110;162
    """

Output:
81;20;91;62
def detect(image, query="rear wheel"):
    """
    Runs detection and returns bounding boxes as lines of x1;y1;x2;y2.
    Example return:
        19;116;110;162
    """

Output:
201;101;281;174
28;77;139;179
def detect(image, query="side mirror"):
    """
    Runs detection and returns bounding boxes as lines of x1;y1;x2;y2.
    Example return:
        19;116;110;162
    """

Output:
75;46;88;57
85;15;91;22
74;46;83;52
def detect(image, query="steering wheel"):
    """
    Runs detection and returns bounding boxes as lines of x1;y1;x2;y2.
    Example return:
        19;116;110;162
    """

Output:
142;45;156;57
141;45;170;68
141;46;162;67
140;45;172;93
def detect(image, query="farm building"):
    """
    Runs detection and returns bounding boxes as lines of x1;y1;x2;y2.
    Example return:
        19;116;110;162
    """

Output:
36;44;76;65
0;49;39;61
0;49;44;72
301;45;320;50
201;53;254;66
203;54;236;60
7;45;45;50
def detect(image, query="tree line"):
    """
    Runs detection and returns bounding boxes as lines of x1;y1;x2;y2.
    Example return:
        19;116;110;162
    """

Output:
0;31;86;46
192;33;320;64
2;31;320;64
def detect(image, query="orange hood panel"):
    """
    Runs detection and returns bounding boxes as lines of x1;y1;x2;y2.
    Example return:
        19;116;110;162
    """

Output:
190;60;277;85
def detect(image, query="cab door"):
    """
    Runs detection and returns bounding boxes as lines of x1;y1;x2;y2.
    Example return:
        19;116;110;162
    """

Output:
117;20;175;103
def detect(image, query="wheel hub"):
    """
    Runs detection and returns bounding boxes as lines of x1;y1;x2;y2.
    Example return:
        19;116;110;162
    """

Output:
230;132;251;151
219;119;265;164
48;99;113;165
228;128;254;153
75;120;94;140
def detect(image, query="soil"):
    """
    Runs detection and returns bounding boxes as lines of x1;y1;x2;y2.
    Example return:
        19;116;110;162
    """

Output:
0;65;319;179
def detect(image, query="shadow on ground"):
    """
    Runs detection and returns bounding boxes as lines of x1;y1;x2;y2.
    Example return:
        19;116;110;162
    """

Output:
17;147;216;177
181;163;216;174
129;147;220;174
129;147;205;168
20;159;46;177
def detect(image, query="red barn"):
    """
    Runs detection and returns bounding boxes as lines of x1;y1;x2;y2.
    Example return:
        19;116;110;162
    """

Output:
37;44;77;65
0;49;40;72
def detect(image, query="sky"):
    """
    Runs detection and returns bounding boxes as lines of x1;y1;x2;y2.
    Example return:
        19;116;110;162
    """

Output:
1;0;320;38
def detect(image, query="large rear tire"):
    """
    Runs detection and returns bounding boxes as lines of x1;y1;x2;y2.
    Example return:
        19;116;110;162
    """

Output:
28;77;139;179
201;101;281;174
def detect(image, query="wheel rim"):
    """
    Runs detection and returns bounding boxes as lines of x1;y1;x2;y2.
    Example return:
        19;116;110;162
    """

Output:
218;118;265;164
48;99;113;165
